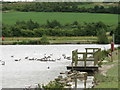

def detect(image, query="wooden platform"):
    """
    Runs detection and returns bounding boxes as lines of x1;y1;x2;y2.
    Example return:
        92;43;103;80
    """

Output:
67;66;98;75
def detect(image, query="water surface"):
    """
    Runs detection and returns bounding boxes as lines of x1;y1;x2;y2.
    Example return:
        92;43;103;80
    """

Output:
0;44;118;88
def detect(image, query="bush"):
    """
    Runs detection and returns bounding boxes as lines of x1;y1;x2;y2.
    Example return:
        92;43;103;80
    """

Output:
12;36;50;45
27;40;41;45
42;81;64;89
115;23;120;44
97;29;109;44
40;34;50;44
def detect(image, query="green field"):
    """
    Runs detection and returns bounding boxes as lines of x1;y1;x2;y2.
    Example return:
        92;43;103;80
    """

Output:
2;12;118;26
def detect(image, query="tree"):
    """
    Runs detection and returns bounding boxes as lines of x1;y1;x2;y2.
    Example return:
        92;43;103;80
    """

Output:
11;26;22;37
72;21;79;25
46;20;61;28
2;24;13;37
115;23;120;44
94;5;99;13
97;28;109;44
27;19;39;30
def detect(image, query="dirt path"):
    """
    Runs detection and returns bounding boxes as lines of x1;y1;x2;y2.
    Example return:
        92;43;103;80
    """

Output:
99;49;118;76
98;64;115;76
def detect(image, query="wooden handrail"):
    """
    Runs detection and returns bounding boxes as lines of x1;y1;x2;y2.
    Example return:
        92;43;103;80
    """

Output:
77;52;94;54
72;48;101;67
85;48;101;50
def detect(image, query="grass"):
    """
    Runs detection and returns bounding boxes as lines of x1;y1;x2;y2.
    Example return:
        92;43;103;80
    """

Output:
2;12;118;26
94;50;119;88
95;64;118;88
2;36;98;42
1;36;112;45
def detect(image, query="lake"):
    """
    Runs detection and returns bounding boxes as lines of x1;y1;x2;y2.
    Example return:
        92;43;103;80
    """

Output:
0;44;118;88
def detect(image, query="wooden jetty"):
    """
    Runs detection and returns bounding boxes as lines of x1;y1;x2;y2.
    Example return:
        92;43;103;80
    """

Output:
67;48;102;74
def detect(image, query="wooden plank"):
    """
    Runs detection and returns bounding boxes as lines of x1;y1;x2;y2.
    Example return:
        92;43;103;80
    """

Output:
67;66;98;72
77;59;95;61
85;48;100;50
77;52;94;54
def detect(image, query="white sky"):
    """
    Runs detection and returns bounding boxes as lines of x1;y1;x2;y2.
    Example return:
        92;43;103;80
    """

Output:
2;0;34;1
1;0;119;2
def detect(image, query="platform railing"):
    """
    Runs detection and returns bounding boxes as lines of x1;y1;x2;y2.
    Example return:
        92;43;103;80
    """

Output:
72;48;101;68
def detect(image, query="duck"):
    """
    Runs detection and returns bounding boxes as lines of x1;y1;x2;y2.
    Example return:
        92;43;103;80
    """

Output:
1;61;5;65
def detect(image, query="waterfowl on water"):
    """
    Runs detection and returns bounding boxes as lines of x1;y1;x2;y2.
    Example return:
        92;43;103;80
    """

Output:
0;60;5;65
2;61;5;65
11;56;14;57
14;59;21;61
47;67;50;69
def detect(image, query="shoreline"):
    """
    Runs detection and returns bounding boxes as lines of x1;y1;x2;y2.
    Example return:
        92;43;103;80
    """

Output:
94;49;119;88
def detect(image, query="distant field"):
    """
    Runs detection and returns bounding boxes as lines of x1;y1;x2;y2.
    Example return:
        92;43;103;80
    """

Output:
78;3;118;8
2;12;118;26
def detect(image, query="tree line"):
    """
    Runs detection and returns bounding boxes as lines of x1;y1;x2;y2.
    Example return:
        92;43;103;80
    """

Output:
2;20;120;44
2;2;120;14
2;19;115;37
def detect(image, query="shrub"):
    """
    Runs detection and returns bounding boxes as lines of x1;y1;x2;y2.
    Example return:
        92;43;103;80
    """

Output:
115;23;120;44
97;29;109;44
42;81;64;89
40;34;50;44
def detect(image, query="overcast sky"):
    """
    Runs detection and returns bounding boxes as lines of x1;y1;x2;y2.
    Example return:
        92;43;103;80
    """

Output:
1;0;119;2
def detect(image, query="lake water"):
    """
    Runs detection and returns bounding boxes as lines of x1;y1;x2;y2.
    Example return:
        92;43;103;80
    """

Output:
0;44;118;88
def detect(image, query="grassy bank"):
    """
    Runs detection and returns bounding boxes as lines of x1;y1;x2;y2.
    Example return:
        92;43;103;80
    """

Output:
3;12;118;26
94;49;119;88
1;36;112;45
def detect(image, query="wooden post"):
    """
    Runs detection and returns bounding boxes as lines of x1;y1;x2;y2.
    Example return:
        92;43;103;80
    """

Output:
75;50;78;67
83;53;86;68
94;50;97;66
86;48;88;55
84;79;86;88
72;51;74;71
94;49;97;66
93;50;96;66
72;50;78;68
93;49;95;58
111;42;114;62
74;71;77;90
84;73;87;88
110;51;113;62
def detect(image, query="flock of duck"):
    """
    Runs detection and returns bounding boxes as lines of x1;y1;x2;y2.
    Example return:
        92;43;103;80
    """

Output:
0;54;71;66
12;54;71;62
